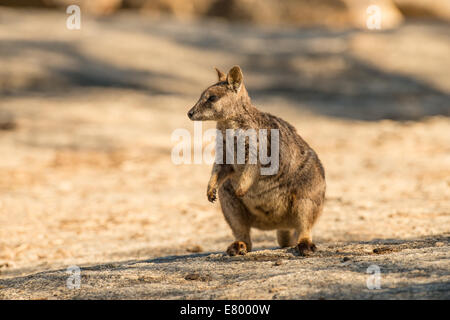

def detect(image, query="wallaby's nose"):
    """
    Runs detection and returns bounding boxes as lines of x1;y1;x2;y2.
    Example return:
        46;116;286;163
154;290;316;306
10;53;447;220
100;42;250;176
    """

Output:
187;109;194;119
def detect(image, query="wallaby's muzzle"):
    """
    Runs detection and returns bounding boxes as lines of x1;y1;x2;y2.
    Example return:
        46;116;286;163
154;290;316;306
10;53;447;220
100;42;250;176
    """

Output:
187;108;195;120
188;103;203;120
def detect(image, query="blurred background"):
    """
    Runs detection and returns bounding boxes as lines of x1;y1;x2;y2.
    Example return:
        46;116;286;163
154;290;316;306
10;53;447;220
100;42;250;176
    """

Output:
0;0;449;295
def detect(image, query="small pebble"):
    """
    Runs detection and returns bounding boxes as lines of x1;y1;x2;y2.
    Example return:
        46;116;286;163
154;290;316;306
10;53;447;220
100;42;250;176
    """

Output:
185;273;200;280
138;275;155;282
185;273;212;281
373;247;393;254
273;260;283;266
186;245;203;253
200;275;213;282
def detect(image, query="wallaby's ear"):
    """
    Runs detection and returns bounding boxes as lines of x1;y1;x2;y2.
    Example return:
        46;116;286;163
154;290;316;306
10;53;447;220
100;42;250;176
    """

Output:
214;67;226;82
227;65;243;92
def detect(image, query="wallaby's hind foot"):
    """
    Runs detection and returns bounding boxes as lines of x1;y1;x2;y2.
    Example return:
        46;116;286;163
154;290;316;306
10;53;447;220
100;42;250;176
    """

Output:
226;241;248;256
277;230;297;248
297;239;317;256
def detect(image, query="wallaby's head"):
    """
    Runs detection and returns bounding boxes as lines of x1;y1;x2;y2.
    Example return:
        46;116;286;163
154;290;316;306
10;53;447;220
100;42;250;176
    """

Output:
187;66;248;121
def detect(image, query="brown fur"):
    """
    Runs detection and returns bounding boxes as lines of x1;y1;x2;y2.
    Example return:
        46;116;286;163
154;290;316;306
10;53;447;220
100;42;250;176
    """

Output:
188;66;326;256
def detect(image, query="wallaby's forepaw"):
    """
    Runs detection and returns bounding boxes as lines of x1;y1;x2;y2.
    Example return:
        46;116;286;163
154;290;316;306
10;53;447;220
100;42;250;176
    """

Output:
207;187;217;203
296;239;317;256
226;241;248;256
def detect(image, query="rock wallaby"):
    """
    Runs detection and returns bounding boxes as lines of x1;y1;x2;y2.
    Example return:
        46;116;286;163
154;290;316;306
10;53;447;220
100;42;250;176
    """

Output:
187;66;326;256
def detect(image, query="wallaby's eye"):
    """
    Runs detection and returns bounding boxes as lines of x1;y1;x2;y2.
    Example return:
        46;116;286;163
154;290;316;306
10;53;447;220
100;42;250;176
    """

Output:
208;95;218;102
